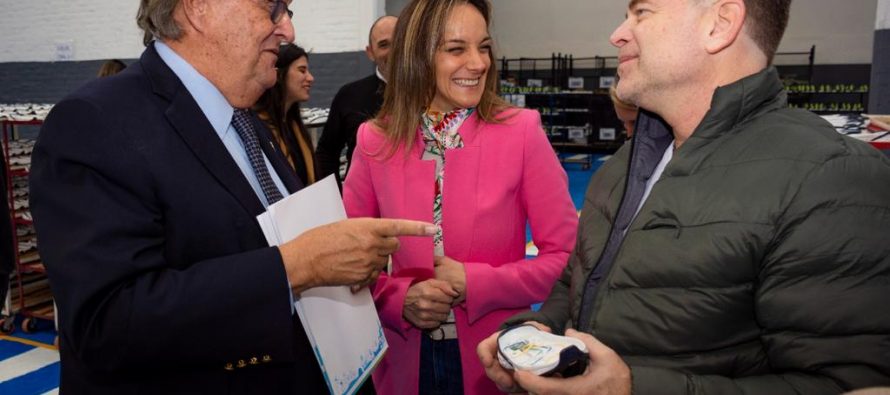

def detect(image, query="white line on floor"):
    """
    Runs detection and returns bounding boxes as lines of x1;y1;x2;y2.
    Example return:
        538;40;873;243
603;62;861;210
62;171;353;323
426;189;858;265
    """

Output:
0;347;59;383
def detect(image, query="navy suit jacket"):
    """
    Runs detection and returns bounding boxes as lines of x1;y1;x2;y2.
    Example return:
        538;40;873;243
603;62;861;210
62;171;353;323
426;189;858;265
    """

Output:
315;73;385;181
30;45;328;394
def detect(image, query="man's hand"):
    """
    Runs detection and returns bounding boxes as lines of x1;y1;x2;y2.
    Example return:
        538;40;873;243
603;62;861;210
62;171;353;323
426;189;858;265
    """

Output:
512;329;631;395
279;218;436;294
434;255;466;304
477;321;552;393
403;279;459;329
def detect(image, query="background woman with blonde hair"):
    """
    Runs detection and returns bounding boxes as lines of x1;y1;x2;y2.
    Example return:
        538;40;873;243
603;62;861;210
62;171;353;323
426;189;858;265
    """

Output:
610;84;638;138
343;0;578;393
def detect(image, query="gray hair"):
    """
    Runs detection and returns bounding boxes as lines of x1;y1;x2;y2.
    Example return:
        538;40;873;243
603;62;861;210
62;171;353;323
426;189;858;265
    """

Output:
137;0;182;45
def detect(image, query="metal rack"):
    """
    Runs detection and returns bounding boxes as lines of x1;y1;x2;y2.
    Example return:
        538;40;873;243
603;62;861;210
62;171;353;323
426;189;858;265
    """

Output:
1;118;56;337
500;53;589;89
499;54;626;166
776;46;870;114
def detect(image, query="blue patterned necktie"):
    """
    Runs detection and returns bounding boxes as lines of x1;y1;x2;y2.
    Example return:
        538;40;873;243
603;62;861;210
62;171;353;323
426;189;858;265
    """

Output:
231;109;284;205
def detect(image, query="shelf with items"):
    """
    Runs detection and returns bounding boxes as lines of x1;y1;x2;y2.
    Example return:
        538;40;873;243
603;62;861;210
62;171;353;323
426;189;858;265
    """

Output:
538;108;591;116
775;46;871;114
2;109;56;336
511;91;625;153
786;93;869;114
785;82;869;114
785;83;869;94
789;102;867;113
501;91;625;168
300;107;329;148
499;54;571;89
499;53;628;163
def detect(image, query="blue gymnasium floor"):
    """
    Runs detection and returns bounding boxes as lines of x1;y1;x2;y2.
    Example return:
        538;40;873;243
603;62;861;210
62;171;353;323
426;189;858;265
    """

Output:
0;315;60;395
0;154;606;394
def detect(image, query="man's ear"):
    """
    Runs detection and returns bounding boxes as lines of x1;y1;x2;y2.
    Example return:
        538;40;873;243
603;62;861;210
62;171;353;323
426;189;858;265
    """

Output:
365;45;375;62
704;0;746;54
179;0;211;34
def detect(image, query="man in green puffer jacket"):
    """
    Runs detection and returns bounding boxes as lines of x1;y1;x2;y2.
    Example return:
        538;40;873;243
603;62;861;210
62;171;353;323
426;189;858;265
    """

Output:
478;0;890;394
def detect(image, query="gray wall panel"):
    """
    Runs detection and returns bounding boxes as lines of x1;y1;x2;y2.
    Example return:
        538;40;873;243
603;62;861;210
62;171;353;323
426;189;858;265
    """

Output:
386;0;409;17
0;60;112;104
870;29;890;113
305;51;376;108
0;51;373;109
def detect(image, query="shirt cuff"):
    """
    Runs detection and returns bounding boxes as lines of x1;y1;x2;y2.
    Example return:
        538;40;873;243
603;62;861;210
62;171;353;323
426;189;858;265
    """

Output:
287;279;296;315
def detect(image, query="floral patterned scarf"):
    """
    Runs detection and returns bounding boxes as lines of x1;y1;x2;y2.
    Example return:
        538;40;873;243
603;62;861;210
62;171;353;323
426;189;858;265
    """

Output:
420;107;474;255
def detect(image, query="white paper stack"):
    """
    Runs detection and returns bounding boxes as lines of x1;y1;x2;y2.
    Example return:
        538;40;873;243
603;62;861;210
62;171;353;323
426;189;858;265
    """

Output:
257;175;386;395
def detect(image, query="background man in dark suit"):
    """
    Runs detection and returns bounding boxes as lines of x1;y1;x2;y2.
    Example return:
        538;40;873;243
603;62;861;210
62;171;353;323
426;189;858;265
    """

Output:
315;15;397;181
29;0;433;393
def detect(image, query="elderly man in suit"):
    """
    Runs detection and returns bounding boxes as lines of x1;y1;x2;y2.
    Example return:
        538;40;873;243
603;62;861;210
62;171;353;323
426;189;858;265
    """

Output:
29;0;433;393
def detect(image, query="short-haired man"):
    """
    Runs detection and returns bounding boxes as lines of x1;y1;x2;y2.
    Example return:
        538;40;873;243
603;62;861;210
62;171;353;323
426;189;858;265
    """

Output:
478;0;890;393
315;15;397;181
30;1;433;393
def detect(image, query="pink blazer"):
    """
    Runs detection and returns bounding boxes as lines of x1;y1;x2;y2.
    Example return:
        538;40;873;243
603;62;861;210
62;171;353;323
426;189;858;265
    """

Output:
343;109;578;395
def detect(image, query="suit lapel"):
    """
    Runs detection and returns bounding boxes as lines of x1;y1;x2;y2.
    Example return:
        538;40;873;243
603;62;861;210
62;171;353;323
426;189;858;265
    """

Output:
441;115;481;262
398;134;437;270
165;95;267;216
142;45;267;217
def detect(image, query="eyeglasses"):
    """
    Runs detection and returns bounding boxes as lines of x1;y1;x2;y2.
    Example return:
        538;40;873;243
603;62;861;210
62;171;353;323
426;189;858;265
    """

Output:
270;0;293;24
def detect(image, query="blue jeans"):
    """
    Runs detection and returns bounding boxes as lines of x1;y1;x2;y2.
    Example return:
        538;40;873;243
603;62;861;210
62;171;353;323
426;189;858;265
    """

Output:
419;336;464;395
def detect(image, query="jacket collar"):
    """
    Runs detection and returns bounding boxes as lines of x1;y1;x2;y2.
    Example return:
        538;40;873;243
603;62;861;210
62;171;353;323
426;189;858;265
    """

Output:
691;66;786;141
635;67;785;148
455;110;483;147
141;43;183;103
375;67;388;84
408;110;483;158
139;44;301;217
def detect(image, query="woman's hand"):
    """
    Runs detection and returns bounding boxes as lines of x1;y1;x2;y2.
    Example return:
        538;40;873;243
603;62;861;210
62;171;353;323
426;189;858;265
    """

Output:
434;256;467;305
403;279;459;329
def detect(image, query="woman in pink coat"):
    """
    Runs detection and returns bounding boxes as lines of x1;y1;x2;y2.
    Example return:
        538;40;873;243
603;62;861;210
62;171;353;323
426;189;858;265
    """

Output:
342;0;578;393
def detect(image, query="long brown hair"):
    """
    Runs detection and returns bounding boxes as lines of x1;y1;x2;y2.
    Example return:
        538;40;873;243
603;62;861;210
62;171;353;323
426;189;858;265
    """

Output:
97;59;127;77
374;0;509;156
254;44;316;180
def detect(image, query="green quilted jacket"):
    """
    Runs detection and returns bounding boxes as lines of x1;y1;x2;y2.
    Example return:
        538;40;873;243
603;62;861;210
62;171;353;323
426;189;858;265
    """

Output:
508;68;890;394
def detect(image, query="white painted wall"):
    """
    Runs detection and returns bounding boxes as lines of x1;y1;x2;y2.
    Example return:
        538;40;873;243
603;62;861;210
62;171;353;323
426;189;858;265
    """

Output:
292;0;385;53
0;1;878;64
489;0;878;65
0;0;386;62
0;1;144;62
781;0;878;64
878;0;890;30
